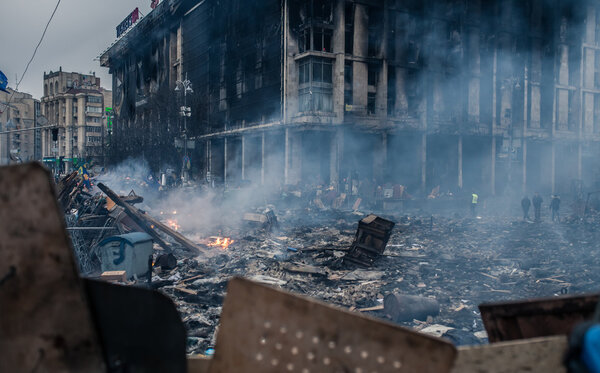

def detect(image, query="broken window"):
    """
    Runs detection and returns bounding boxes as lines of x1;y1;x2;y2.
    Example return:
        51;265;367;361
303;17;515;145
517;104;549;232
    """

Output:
344;61;353;106
345;2;354;55
367;92;376;115
298;57;333;112
299;26;333;53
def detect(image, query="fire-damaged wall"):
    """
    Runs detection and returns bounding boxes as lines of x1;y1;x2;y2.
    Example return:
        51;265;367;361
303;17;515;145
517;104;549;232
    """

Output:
101;0;600;197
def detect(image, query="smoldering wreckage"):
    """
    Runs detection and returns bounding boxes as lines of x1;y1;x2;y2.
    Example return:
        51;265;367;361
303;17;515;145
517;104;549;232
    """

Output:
3;163;600;372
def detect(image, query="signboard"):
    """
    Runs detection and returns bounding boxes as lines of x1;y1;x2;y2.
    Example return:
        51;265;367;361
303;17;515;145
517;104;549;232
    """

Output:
105;107;113;132
116;8;140;38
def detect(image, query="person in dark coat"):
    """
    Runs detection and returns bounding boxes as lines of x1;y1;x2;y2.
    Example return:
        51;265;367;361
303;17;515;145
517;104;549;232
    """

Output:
550;195;561;222
521;196;531;220
532;192;543;222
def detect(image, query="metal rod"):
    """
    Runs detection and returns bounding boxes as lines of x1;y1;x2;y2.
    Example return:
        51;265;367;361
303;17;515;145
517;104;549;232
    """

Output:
0;123;57;135
66;227;117;231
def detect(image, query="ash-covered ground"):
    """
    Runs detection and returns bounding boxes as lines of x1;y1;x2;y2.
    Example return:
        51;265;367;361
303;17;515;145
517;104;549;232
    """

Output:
149;199;600;355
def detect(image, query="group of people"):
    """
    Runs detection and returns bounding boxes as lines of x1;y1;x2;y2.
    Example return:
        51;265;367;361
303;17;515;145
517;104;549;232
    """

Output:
521;193;561;222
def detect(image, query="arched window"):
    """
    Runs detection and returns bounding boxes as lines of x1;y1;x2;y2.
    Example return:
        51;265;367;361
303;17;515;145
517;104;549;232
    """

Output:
55;82;59;95
44;84;48;96
50;83;53;95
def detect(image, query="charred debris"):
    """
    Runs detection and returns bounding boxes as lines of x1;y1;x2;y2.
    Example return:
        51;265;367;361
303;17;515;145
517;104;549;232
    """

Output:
56;169;600;357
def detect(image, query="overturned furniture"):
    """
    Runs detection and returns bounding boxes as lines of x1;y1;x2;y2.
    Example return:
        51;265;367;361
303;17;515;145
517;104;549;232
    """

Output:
344;214;395;267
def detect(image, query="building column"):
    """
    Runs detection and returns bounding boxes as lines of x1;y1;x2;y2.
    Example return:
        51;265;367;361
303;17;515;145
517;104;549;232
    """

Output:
522;138;527;194
241;135;246;180
373;132;387;183
491;136;496;195
458;136;463;189
330;129;342;190
284;129;290;184
333;0;345;120
260;133;265;185
421;133;427;193
551;141;556;194
224;137;228;185
206;139;212;182
352;3;368;113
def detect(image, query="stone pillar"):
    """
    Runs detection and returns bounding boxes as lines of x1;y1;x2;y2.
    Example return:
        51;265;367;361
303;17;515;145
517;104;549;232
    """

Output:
330;129;343;190
224;137;228;185
551;141;556;194
261;132;266;185
458;136;463;189
352;3;368;113
241;135;246;180
421;133;427;193
522;138;527;194
467;4;481;124
333;0;345;121
77;97;85;158
373;133;387;183
284;128;290;184
284;129;302;185
64;98;72;172
491;136;496;195
393;10;407;114
206;139;212;181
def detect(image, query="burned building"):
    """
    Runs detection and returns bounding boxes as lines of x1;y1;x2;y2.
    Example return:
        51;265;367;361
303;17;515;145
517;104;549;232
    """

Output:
101;0;600;196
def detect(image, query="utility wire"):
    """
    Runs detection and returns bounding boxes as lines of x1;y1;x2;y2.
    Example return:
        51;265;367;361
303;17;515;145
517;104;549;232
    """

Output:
5;0;61;107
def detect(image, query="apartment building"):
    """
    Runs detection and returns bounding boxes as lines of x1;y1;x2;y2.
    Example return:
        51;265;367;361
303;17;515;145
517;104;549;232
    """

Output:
41;68;111;171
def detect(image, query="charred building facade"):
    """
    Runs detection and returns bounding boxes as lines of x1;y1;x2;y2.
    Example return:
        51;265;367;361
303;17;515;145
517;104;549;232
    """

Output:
101;0;600;196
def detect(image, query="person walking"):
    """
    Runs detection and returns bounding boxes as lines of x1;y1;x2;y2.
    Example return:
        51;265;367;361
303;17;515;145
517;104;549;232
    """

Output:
471;192;479;217
550;194;561;222
532;192;543;222
521;196;531;220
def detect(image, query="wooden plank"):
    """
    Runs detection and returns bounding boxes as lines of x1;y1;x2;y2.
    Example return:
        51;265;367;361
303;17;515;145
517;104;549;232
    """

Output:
188;356;212;373
451;336;567;373
140;211;207;254
97;182;172;252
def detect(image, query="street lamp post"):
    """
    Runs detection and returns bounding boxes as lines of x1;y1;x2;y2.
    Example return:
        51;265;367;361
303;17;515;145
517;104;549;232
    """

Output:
175;73;193;182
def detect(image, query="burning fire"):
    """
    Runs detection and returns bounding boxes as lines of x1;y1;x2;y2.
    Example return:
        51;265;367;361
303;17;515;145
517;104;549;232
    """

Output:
165;219;180;231
207;237;235;250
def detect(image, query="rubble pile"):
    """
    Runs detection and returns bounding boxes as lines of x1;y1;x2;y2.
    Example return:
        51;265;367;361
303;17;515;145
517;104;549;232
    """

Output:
59;175;600;355
145;209;600;354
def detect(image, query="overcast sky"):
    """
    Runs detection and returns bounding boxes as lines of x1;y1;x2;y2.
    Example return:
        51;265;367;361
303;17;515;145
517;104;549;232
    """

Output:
1;0;153;99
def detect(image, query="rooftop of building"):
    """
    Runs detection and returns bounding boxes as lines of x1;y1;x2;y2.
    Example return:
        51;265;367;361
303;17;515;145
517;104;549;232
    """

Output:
99;0;190;67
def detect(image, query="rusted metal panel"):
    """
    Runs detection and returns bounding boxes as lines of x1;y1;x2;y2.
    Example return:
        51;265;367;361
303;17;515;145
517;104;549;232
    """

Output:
209;277;456;373
0;163;106;371
479;293;599;342
344;214;395;267
451;336;568;373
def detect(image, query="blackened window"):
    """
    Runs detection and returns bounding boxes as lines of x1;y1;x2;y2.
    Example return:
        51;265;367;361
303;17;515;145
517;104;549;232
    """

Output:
368;92;376;115
298;57;334;112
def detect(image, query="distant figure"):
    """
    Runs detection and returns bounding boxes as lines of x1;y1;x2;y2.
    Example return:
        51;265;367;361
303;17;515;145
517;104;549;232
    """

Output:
532;192;543;222
471;192;479;217
550;195;561;222
521;196;531;220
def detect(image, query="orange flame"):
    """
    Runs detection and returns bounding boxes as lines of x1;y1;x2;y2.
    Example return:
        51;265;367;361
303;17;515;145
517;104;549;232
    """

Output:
207;237;235;250
165;219;180;231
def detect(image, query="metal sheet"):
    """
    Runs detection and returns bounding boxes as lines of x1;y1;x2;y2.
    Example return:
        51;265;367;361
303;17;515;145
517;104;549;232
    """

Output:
0;163;105;371
451;336;567;373
479;293;599;342
209;277;456;373
84;279;187;372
